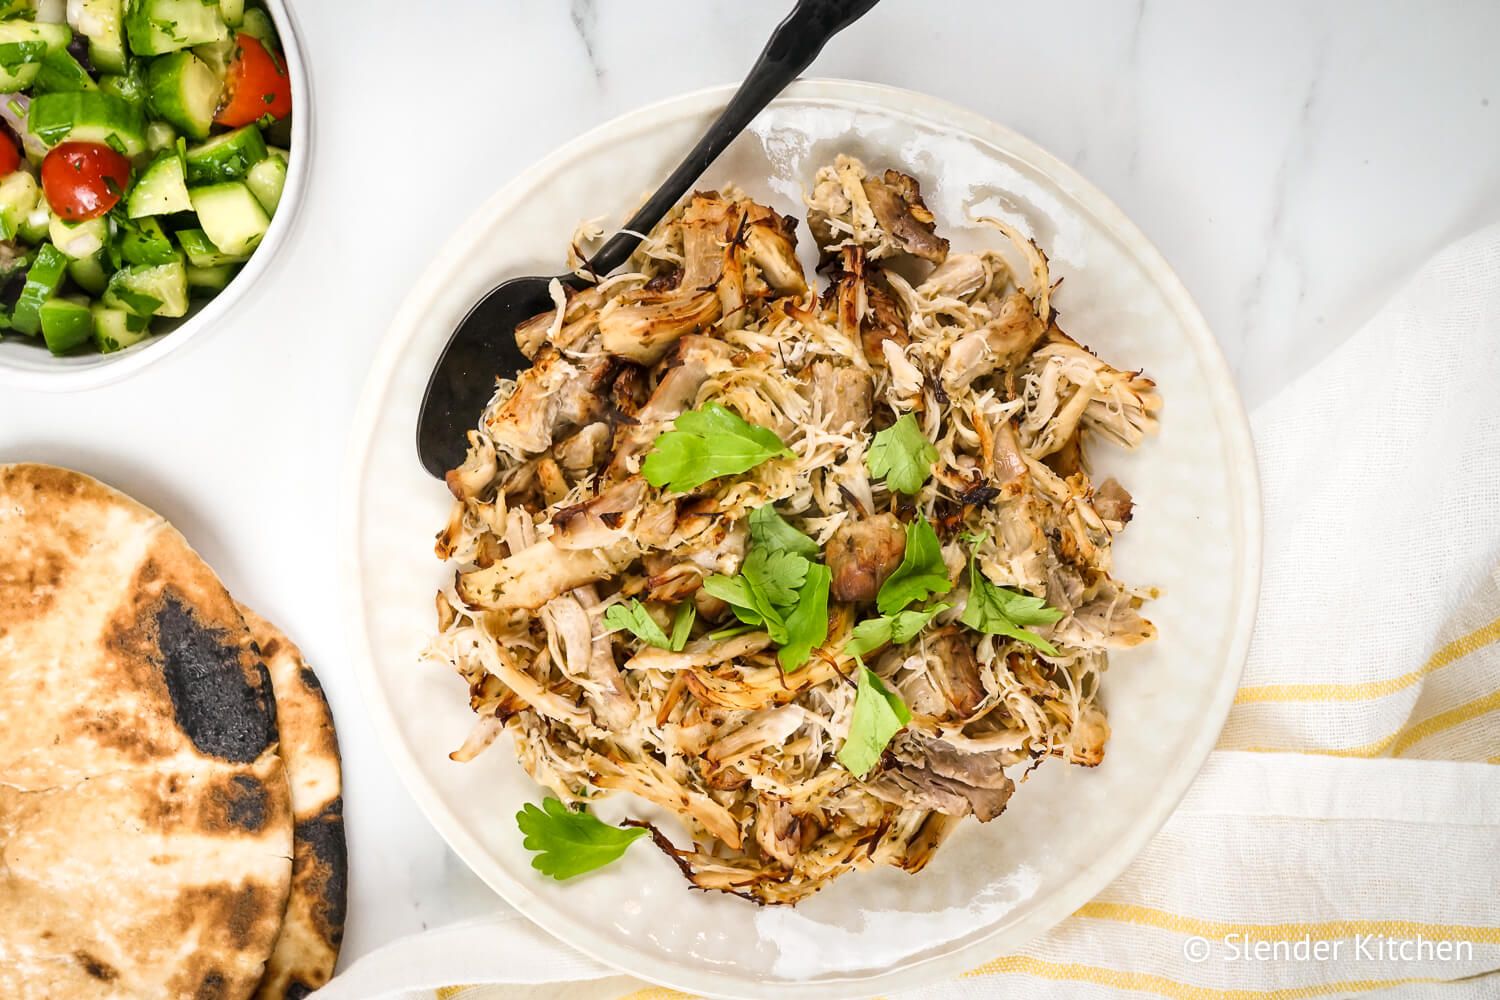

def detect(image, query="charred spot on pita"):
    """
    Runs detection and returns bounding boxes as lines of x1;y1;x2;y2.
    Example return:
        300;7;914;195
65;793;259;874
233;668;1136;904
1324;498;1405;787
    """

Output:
294;797;348;945
74;951;118;981
214;774;269;832
154;592;277;763
195;970;227;1000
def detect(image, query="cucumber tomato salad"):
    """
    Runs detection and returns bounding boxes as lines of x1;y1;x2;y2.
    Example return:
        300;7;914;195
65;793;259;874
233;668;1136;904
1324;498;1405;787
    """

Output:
0;0;292;356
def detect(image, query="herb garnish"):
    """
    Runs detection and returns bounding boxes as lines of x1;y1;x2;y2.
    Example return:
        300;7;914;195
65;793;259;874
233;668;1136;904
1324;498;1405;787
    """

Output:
875;515;952;614
866;413;938;495
668;600;696;650
836;665;912;778
703;505;829;671
844;602;951;658
603;599;669;650
604;599;695;652
515;798;647;880
958;533;1063;655
641;403;790;493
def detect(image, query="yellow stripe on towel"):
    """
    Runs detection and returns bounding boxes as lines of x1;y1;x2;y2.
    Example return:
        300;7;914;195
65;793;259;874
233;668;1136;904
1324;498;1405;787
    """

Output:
1074;902;1500;944
961;955;1447;1000
1234;616;1500;705
1392;688;1500;756
1239;731;1399;758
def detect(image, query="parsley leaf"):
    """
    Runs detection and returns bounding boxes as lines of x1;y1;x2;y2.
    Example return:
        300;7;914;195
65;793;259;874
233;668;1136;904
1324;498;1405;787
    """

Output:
837;666;912;778
866;413;939;495
515;798;647;880
747;504;819;557
702;573;772;629
641;403;791;493
958;536;1064;655
844;602;952;658
778;562;830;672
875;516;953;614
705;503;830;669
708;546;810;643
745;547;808;609
602;599;670;649
669;601;695;652
706;622;758;641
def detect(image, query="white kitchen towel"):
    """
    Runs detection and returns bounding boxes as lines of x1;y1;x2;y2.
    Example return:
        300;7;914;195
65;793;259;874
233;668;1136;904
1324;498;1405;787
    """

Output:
316;224;1500;1000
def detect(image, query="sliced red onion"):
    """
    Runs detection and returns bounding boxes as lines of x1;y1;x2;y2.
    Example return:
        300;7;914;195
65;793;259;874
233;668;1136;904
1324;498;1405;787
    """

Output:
0;94;47;161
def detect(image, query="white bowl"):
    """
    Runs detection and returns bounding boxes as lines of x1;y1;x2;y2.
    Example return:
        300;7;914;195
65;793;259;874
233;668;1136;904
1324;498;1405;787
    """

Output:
341;80;1261;998
0;0;312;392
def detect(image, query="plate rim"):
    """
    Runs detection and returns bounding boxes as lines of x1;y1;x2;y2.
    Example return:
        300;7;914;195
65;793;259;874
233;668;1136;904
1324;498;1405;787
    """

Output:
339;77;1262;998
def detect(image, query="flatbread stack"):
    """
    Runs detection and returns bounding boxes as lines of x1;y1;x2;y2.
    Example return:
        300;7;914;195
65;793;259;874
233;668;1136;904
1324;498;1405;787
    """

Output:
0;464;346;1000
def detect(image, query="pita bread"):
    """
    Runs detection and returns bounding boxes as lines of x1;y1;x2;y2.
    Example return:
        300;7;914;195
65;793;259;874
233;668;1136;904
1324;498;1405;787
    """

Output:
0;464;293;1000
238;606;346;999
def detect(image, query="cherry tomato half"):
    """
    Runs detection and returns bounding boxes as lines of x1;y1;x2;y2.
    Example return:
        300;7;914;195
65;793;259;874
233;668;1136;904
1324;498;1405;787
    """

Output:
215;33;292;128
41;142;132;221
0;134;19;178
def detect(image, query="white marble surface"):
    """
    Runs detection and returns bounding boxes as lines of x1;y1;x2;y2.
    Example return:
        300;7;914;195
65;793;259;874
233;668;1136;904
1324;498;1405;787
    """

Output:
1;0;1497;976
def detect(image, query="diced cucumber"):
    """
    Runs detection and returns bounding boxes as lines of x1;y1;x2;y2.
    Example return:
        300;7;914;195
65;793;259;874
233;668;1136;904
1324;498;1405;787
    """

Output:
217;0;244;28
39;295;92;354
103;259;187;317
175;226;243;266
186;260;234;294
18;199;51;244
144;119;176;151
0;20;72;70
0;61;41;94
184;124;264;184
0;243;30;283
98;60;145;104
238;7;273;47
91;301;150;352
117;214;180;265
67;252;110;294
244;148;284;213
192;33;234;75
48;214;108;258
0;20;72;92
71;0;128;74
125;149;190;217
124;0;227;55
28;91;146;155
187;180;265;255
34;47;97;93
11;242;67;335
145;50;220;140
0;170;39;240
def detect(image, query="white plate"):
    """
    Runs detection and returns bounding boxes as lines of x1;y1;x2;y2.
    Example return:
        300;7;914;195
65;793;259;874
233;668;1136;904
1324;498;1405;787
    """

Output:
341;80;1260;998
0;0;312;393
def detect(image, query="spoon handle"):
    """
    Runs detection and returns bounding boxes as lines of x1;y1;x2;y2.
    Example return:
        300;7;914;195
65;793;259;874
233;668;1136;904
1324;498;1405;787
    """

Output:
583;0;880;278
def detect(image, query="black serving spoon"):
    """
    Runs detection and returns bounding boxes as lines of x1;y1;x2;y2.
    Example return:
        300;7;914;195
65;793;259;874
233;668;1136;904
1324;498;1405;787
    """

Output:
416;0;880;478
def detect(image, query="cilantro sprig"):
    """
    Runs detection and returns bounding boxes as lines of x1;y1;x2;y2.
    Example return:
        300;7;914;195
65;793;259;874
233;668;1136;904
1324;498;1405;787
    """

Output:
958;533;1064;655
603;599;694;652
837;665;912;778
844;603;951;658
875;515;953;614
866;413;938;495
642;403;791;493
703;506;830;672
747;503;820;557
516;798;647;880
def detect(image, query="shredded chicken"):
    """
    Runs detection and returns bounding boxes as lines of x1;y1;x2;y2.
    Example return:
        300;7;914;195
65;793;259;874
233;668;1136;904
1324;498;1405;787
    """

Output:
427;156;1160;905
